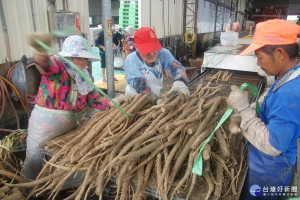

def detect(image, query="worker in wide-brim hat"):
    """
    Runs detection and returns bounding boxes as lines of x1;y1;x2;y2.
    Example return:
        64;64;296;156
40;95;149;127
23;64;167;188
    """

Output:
227;19;300;199
21;34;110;182
124;27;190;104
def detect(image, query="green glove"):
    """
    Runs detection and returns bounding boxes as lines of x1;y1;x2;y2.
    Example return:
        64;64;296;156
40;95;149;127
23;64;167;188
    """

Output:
28;33;54;55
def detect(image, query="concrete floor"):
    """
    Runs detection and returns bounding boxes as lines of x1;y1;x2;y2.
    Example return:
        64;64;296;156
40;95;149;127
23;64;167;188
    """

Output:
91;54;125;82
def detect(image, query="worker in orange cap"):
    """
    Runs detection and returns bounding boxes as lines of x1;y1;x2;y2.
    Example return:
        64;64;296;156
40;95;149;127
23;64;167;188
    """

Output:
227;19;300;199
124;27;189;104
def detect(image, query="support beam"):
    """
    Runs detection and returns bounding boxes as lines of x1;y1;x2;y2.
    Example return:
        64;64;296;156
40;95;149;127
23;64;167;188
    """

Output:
102;0;115;98
181;0;198;60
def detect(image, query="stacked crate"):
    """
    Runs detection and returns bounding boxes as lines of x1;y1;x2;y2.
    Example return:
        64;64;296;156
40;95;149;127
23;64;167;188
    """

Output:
119;0;138;30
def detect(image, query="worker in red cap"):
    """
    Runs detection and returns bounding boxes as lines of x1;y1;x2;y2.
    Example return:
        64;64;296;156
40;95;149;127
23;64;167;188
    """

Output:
124;27;189;103
227;19;300;199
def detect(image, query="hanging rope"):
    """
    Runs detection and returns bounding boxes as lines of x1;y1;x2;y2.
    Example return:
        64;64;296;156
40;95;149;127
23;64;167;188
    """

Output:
183;29;196;45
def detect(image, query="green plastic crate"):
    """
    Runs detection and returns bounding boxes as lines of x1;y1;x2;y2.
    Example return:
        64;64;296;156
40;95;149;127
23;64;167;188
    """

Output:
120;16;138;21
119;22;138;28
119;8;138;13
119;22;138;30
119;11;138;17
120;0;138;5
120;4;138;9
119;18;138;23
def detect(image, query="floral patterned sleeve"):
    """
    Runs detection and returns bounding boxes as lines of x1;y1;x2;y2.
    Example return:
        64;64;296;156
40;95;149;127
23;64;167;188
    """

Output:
35;57;61;77
164;60;189;85
87;89;110;110
158;49;189;85
131;77;150;95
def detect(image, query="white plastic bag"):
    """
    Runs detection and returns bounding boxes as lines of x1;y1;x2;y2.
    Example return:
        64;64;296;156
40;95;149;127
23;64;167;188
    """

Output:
220;31;239;47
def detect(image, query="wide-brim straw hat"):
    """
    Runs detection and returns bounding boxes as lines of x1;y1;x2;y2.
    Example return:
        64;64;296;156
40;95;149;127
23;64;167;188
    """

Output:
59;35;99;61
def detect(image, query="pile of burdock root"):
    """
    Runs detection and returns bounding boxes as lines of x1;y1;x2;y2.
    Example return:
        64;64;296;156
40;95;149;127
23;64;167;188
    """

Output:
7;70;247;200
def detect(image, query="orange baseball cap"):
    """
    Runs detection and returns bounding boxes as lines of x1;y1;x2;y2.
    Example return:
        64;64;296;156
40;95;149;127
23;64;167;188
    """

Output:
240;19;300;56
134;27;162;54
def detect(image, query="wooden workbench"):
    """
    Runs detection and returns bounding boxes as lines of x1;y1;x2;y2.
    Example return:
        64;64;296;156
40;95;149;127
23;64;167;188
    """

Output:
94;74;127;93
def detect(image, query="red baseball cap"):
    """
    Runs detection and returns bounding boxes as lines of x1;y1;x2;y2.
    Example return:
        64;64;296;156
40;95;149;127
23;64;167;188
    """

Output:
241;19;300;56
134;27;162;54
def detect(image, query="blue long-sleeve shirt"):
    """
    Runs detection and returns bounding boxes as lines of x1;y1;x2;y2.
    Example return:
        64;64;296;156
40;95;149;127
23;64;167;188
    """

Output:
259;64;300;165
124;48;189;95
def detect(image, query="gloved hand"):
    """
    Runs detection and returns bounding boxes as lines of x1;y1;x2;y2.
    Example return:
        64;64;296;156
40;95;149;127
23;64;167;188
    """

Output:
226;85;250;112
229;111;242;134
28;33;54;55
266;76;275;86
257;67;275;86
257;67;267;77
169;80;190;97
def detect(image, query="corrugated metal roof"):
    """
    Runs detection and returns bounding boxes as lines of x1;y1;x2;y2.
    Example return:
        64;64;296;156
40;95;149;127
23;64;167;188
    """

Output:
0;0;90;64
0;0;41;63
139;0;184;38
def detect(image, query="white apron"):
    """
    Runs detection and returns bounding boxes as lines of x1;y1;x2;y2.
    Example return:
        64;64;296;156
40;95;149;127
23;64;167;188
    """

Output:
21;105;77;181
126;60;163;97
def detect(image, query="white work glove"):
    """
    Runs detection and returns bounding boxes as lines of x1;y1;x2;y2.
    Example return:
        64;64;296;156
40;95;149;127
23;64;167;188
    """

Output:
266;76;275;86
226;85;250;112
257;67;275;86
28;33;54;55
257;67;267;77
169;80;190;97
229;111;242;135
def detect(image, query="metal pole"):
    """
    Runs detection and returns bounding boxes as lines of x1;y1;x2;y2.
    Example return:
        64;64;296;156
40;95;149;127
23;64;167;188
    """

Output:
213;0;218;40
192;0;199;58
30;0;36;32
0;0;6;31
63;0;68;11
102;0;115;98
230;0;233;18
235;0;238;22
162;0;166;47
150;0;151;28
0;0;12;64
181;0;187;61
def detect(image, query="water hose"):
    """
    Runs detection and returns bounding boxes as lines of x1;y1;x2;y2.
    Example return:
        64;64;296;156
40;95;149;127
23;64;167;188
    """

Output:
0;77;20;129
0;76;30;117
183;29;196;45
